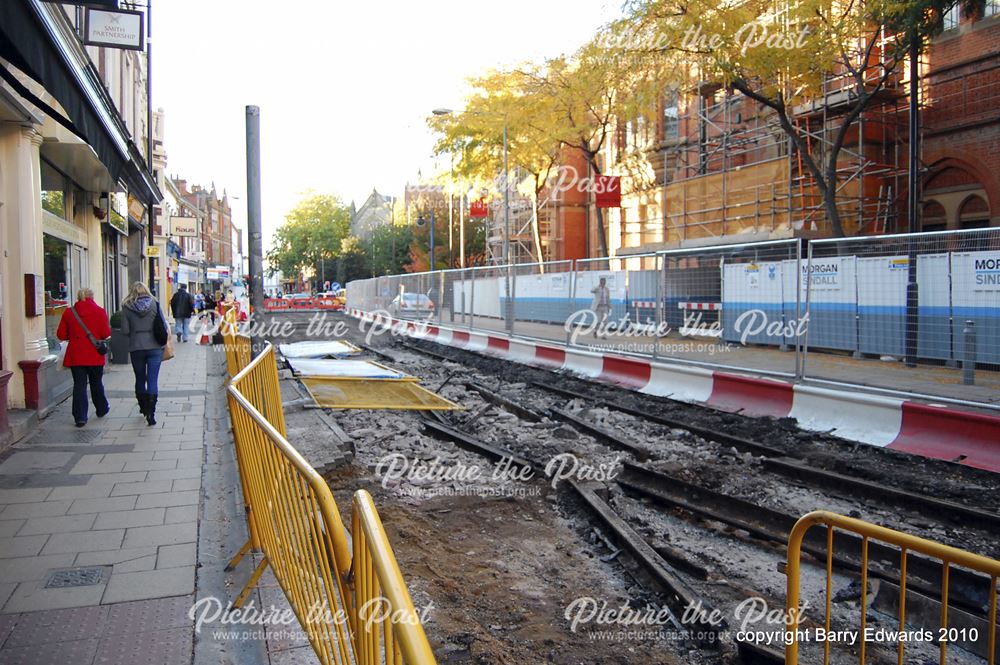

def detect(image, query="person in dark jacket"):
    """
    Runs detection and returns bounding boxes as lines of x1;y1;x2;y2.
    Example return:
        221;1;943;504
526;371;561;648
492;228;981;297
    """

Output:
56;288;111;427
203;291;217;325
121;281;165;426
170;284;194;343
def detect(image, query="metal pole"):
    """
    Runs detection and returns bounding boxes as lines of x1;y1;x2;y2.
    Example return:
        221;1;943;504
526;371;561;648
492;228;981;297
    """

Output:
429;209;436;271
962;320;976;385
448;151;454;268
245;105;265;355
503;122;513;333
146;0;155;293
904;35;921;367
459;185;465;268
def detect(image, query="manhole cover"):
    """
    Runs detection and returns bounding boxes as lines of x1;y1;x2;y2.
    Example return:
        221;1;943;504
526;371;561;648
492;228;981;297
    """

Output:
33;429;104;444
44;566;110;588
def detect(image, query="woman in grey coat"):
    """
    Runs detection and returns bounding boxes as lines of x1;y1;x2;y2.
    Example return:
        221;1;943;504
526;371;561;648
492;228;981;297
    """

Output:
121;282;165;425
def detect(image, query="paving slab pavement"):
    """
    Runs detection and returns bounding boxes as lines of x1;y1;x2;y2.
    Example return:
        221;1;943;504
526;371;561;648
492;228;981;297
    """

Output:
0;339;214;663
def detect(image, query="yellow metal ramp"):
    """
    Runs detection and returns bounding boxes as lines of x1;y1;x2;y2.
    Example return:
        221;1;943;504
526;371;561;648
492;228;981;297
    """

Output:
301;376;461;410
290;358;462;410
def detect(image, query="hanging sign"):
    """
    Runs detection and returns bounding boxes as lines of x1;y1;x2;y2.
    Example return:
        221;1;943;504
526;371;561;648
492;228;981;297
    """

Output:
469;199;489;219
84;7;145;51
594;175;621;208
170;216;198;237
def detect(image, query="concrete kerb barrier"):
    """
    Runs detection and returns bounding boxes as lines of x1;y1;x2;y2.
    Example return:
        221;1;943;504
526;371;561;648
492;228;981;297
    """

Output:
640;364;715;403
708;373;795;418
507;338;535;363
342;309;1000;473
790;385;904;447
562;347;606;380
891;402;1000;472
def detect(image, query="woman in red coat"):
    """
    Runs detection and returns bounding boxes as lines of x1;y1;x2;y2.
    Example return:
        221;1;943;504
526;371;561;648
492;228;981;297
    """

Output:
57;287;112;427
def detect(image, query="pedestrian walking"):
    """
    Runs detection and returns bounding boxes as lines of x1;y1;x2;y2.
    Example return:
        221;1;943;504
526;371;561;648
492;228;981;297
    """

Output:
193;290;205;314
170;283;194;342
202;291;217;325
591;277;611;332
56;288;111;427
121;282;167;426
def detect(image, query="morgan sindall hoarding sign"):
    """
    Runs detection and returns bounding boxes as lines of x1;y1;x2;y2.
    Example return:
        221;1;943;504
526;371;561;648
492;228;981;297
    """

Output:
84;8;144;51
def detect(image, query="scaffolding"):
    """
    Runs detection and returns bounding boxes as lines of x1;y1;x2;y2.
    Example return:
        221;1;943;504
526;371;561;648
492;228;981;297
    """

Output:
484;166;552;266
608;36;917;252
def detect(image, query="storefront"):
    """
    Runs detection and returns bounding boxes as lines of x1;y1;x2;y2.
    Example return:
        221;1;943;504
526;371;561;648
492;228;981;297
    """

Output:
40;160;91;352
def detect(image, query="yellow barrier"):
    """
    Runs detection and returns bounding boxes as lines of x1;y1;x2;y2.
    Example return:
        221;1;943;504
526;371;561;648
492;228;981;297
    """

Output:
352;490;436;664
785;510;1000;665
226;343;436;664
221;308;250;378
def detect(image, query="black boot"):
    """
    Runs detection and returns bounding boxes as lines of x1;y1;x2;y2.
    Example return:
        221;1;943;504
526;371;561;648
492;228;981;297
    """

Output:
136;392;148;416
146;394;157;426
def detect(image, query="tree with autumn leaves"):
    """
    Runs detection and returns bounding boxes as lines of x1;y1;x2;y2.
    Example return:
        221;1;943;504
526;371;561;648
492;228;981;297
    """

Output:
430;46;669;258
431;0;967;242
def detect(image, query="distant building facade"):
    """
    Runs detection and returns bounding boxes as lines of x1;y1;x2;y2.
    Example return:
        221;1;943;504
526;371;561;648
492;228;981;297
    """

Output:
351;189;393;241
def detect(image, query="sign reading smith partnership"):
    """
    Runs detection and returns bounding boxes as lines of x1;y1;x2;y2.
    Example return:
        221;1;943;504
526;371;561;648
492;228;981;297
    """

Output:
84;7;145;52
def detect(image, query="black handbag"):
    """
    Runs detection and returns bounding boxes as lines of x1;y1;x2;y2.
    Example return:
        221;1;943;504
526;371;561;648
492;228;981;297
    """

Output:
70;306;109;355
152;304;169;346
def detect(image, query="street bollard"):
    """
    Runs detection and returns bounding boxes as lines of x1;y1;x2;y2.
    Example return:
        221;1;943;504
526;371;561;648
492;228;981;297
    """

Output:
962;320;977;386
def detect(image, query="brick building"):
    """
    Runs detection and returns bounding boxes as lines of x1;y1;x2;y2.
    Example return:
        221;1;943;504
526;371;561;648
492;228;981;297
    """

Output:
539;7;1000;261
921;3;1000;230
171;179;236;289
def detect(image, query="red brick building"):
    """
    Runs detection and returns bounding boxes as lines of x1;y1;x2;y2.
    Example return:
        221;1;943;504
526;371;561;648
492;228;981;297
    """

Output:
172;179;234;268
921;3;1000;229
540;8;1000;260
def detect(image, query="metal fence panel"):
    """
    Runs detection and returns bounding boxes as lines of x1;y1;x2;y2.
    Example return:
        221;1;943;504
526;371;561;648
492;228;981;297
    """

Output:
345;228;1000;404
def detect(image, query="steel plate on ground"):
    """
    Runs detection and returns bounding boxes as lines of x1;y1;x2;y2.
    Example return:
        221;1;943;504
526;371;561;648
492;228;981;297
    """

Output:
278;340;362;358
286;358;409;379
301;377;462;410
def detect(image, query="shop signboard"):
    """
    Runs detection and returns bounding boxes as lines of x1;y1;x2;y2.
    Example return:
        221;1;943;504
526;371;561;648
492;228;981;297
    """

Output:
127;194;146;225
170;216;198;237
84;7;144;51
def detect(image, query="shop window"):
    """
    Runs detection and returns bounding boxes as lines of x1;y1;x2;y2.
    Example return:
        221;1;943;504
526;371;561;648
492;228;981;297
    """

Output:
40;160;68;219
43;234;70;350
985;0;999;17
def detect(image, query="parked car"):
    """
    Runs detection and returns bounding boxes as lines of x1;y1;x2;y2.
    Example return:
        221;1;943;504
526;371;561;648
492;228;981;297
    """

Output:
390;293;434;317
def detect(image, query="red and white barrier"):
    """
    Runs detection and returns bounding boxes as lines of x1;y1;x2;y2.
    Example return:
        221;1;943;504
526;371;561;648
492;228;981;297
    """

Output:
345;308;1000;473
264;298;344;312
678;302;723;311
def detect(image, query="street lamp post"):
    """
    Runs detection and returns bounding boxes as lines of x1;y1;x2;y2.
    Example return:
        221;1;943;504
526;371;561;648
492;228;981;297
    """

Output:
432;107;512;332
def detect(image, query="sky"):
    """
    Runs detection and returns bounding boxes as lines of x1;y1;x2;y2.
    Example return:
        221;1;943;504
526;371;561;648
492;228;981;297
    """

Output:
153;1;622;248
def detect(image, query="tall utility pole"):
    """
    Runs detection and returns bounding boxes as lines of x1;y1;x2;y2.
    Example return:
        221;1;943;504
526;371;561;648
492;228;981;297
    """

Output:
245;106;265;355
503;122;513;333
904;36;920;367
448;152;454;268
146;0;155;293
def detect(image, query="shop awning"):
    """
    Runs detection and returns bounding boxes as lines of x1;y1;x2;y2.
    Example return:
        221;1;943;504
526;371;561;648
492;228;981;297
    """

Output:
0;1;160;204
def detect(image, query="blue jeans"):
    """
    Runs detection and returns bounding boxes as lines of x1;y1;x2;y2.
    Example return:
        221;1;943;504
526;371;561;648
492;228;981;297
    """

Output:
70;365;109;423
174;317;190;341
131;348;164;396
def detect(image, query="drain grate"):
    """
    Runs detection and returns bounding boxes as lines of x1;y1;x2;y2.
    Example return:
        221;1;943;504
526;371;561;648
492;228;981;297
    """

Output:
32;429;104;444
44;566;111;588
